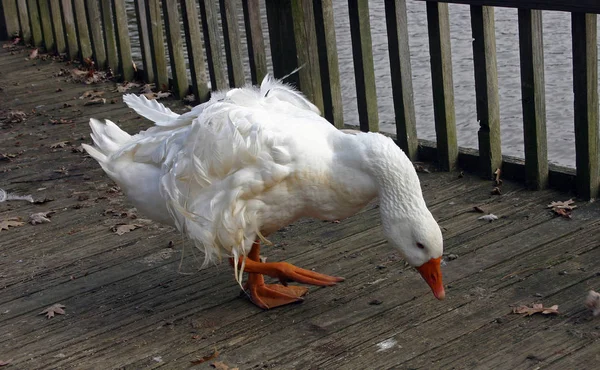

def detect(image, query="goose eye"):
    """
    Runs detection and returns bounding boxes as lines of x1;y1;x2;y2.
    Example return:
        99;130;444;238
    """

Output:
417;242;425;250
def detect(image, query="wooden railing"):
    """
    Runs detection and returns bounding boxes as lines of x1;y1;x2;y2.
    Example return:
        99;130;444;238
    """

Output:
0;0;599;200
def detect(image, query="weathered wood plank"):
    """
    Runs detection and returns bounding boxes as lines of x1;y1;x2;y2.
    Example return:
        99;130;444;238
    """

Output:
72;0;92;59
242;0;267;85
348;0;379;132
415;0;600;14
112;0;134;81
26;0;42;47
16;0;31;42
313;0;343;128
145;0;169;88
265;0;299;86
385;0;418;160
99;0;118;73
180;0;210;102
572;13;599;200
1;0;19;38
60;0;78;59
219;0;245;87
85;0;106;68
199;0;227;90
133;0;154;82
36;0;54;51
471;5;502;178
518;9;548;190
49;0;66;53
426;1;458;170
291;0;324;112
162;0;189;98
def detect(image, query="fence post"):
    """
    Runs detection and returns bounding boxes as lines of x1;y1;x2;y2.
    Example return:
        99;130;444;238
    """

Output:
242;0;268;85
134;0;154;82
60;0;78;60
199;0;227;90
1;0;19;39
16;0;31;43
163;0;189;98
145;0;169;89
27;0;42;47
181;0;210;102
220;0;245;87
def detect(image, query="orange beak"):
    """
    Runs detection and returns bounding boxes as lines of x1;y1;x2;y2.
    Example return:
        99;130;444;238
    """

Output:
416;257;445;300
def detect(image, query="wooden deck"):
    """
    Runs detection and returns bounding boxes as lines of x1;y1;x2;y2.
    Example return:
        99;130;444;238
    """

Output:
1;45;600;370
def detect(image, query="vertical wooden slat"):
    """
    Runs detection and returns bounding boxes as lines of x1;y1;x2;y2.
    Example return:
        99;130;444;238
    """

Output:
518;9;548;190
242;0;267;85
471;5;501;178
85;1;106;68
72;0;92;59
162;0;188;98
16;0;31;43
180;0;210;102
145;0;168;89
37;0;54;51
265;0;299;86
100;0;118;73
49;0;65;53
219;0;245;87
60;0;78;60
111;0;133;80
348;0;379;132
26;0;42;47
426;2;457;171
291;0;324;112
313;0;343;128
1;0;19;38
385;0;418;160
572;13;599;200
133;0;154;82
199;0;227;90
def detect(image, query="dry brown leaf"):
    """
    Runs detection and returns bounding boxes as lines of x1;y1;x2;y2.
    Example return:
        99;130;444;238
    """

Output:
40;303;66;319
491;187;502;195
112;223;142;235
0;218;25;231
0;359;12;366
512;303;559;316
211;362;238;370
191;349;219;365
548;199;576;218
139;84;154;94
115;81;141;93
143;91;172;100
29;48;38;59
79;90;104;99
84;98;106;106
50;141;70;149
2;110;27;123
415;164;430;174
50;118;74;125
29;211;55;225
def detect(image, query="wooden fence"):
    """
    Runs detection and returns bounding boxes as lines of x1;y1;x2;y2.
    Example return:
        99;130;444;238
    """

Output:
0;0;599;200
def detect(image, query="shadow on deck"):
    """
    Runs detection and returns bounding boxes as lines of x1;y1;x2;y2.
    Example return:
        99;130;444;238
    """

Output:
1;46;600;370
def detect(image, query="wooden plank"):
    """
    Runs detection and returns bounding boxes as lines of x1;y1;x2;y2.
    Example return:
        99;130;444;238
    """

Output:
219;0;245;87
99;0;118;73
265;0;299;86
572;13;599;200
133;0;154;82
162;0;188;98
180;0;210;102
199;0;227;90
37;0;54;51
348;0;379;132
60;0;78;60
471;5;502;178
415;0;600;14
313;0;343;128
16;0;31;42
242;0;267;85
518;9;548;190
1;0;19;38
26;0;42;47
291;0;324;112
112;0;134;81
385;0;418;160
72;0;92;59
85;0;106;68
426;1;458;170
49;0;66;53
145;0;168;89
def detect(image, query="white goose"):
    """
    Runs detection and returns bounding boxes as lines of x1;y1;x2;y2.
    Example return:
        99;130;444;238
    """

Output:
82;76;445;309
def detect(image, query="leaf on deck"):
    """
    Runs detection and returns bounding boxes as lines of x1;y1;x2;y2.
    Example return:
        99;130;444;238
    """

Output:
29;211;55;225
512;303;559;316
478;214;498;222
547;199;576;219
50;141;70;149
111;223;142;235
584;290;600;316
0;359;12;366
190;348;219;365
40;303;66;319
0;218;25;231
211;361;238;370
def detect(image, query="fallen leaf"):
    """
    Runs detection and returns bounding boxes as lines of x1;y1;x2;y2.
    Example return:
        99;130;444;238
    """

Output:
211;362;238;370
548;199;576;218
415;165;430;174
50;118;74;125
139;84;154;94
585;290;600;316
494;168;502;185
29;48;38;59
478;214;498;222
2;110;27;123
112;223;142;235
191;348;219;365
40;303;66;319
29;211;55;225
184;94;196;103
50;141;70;149
0;218;25;231
491;187;502;195
83;98;106;106
115;81;141;93
0;359;12;366
79;90;104;99
512;303;559;316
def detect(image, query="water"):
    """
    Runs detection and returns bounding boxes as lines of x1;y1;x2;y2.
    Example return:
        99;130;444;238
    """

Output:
125;1;588;168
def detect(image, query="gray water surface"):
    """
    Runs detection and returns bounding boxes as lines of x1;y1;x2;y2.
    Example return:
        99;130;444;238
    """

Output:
125;1;588;168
